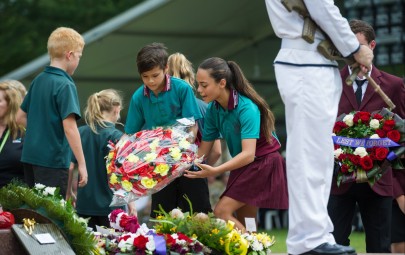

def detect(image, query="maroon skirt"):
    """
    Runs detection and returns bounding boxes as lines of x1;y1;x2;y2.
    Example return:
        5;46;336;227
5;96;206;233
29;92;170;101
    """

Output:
221;152;288;209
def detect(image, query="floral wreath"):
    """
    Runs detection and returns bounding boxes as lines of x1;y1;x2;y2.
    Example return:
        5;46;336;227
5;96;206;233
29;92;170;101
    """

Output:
333;108;404;186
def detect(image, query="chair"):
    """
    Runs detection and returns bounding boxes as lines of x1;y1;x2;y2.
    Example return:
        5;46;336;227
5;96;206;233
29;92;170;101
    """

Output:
264;210;282;230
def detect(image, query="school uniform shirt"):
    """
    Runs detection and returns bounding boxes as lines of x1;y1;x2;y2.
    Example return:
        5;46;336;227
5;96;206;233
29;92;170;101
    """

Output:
21;66;81;169
125;75;202;134
203;90;280;158
73;123;123;216
0;128;24;188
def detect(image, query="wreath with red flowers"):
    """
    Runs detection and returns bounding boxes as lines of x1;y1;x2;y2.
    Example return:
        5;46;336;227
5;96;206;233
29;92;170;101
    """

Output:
332;108;404;186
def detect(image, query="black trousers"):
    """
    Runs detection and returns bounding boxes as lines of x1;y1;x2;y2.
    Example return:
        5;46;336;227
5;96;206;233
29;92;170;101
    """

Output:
150;176;212;218
23;163;69;199
327;183;392;253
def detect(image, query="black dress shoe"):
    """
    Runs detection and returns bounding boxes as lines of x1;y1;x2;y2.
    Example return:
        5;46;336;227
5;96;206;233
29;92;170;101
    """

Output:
334;244;356;255
300;243;354;255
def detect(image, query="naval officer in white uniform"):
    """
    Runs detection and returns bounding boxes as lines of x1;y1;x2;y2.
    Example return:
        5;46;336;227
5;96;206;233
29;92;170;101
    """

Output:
265;1;373;254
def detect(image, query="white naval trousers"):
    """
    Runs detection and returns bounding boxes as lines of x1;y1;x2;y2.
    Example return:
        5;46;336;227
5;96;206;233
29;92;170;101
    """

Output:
275;60;342;254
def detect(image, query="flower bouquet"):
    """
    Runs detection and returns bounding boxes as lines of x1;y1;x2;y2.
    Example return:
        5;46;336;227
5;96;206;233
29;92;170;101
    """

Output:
107;118;199;206
333;108;404;186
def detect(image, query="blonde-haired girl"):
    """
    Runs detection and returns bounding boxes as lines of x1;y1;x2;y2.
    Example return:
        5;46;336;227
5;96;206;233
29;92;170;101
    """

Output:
0;81;25;187
67;89;136;230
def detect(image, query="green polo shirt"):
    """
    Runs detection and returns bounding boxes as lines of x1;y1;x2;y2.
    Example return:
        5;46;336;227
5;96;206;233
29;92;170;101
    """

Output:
203;94;261;158
73;123;123;215
21;66;81;168
125;76;202;134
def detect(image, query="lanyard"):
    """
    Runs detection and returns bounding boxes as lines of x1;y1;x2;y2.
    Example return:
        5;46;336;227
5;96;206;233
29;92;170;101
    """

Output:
0;129;10;153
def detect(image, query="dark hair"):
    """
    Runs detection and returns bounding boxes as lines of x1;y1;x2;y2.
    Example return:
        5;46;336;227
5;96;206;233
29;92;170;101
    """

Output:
349;19;375;43
198;57;276;142
136;42;168;74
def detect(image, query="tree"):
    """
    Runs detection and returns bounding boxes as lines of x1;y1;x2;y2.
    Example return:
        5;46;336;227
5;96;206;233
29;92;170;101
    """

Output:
0;0;141;76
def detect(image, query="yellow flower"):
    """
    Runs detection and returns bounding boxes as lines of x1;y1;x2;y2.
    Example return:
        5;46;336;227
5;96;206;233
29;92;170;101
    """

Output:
107;151;114;160
126;154;139;163
141;177;157;189
226;220;235;230
110;173;118;185
121;180;132;192
154;164;170;176
170;226;177;232
169;147;182;161
179;138;190;149
192;234;198;239
144;152;158;162
211;228;219;234
219;238;224;245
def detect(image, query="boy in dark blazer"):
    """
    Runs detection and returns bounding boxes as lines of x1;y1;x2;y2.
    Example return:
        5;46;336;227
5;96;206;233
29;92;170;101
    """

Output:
328;19;405;253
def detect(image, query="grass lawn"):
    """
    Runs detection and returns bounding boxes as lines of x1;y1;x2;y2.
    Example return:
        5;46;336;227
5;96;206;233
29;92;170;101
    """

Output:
262;228;366;253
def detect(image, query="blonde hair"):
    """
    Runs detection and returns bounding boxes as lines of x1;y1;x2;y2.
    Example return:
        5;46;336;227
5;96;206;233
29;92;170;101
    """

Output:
84;89;123;134
47;27;85;59
2;80;26;98
0;82;25;139
168;53;195;89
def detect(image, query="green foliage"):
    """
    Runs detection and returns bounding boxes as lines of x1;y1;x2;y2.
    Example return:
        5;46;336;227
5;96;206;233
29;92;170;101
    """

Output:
0;182;98;255
0;0;142;76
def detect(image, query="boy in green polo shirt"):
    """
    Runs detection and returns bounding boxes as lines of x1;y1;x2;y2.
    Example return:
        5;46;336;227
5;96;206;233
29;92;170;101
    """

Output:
16;27;88;198
125;42;211;218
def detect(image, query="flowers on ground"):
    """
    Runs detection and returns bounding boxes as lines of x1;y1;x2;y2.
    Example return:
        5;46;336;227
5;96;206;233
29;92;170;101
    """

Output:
106;118;198;206
333;108;404;186
0;182;96;255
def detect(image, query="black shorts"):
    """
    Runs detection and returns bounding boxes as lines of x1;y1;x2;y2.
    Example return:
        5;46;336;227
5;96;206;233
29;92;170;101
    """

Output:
150;175;212;218
23;163;69;198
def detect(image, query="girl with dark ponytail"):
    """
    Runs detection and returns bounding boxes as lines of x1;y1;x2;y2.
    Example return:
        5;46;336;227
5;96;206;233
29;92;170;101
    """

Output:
185;57;288;231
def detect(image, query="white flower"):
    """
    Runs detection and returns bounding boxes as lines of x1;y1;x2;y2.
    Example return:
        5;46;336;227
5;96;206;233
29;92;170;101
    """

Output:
34;183;45;190
43;187;56;196
343;114;354;127
194;212;209;222
144;152;157;162
370;134;380;139
251;240;263;251
60;199;66;207
369;119;380;129
169;208;184;219
353;147;368;157
146;237;156;251
215;218;226;227
332;133;336;136
149;139;160;152
334;148;343;159
179;138;191;149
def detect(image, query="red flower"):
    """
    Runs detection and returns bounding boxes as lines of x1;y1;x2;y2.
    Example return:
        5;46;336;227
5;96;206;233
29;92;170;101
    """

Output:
133;235;149;250
372;113;384;120
354;111;371;124
387;130;401;142
359;156;373;171
340;164;349;174
374;147;389;161
375;129;386;138
165;234;176;246
348;154;360;165
382;119;395;131
177;232;193;243
333;121;348;133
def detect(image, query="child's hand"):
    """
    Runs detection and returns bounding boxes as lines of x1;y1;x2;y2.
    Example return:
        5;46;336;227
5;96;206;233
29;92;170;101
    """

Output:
78;164;88;187
66;191;77;207
184;163;217;178
127;201;137;216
